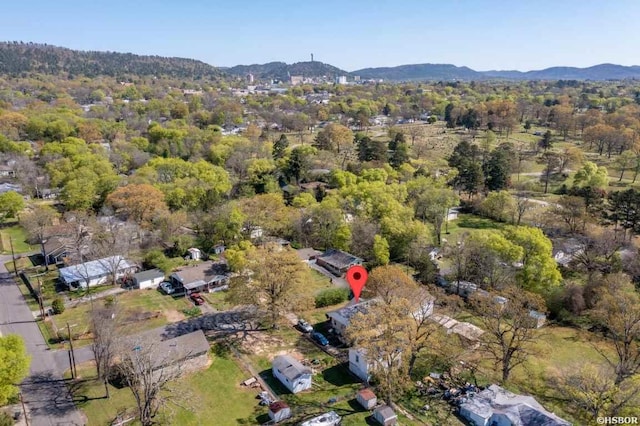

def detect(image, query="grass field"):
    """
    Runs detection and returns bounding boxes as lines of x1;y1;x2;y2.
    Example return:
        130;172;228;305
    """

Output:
69;350;266;426
46;289;193;347
0;225;34;254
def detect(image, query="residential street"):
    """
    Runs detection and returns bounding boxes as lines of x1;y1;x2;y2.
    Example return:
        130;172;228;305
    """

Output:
0;255;85;426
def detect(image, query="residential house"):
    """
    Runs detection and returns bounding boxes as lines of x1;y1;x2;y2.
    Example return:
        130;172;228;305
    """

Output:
42;236;72;265
170;260;229;294
328;292;434;344
272;354;312;394
373;406;397;426
356;388;377;410
316;249;363;276
299;411;341;426
133;269;165;290
0;164;15;178
349;347;403;384
326;300;373;343
459;384;570;426
123;329;210;379
58;256;137;289
212;244;226;255
552;238;584;267
268;401;291;423
448;281;479;298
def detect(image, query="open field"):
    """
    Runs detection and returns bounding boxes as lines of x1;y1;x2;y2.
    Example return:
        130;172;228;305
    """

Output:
0;224;35;254
68;350;265;426
44;289;193;348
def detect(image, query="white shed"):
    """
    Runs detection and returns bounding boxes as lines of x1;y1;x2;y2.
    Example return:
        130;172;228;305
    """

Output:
268;401;291;423
272;355;312;394
133;269;165;290
373;405;397;426
356;388;377;410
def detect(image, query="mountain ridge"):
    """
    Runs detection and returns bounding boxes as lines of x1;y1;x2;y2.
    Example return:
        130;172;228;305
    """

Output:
1;41;639;81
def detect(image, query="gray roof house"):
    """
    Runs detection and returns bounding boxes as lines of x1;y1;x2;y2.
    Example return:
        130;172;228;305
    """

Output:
133;269;165;290
316;249;363;276
59;256;137;289
459;384;570;426
326;300;374;343
272;354;312;394
170;261;229;293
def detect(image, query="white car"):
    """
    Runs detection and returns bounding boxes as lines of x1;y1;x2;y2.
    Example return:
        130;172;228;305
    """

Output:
159;281;175;295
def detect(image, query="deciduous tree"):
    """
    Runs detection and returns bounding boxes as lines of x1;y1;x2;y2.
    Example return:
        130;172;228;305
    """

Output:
0;335;30;405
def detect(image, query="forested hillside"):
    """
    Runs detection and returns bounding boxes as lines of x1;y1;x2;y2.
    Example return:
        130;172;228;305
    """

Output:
227;61;349;80
0;41;222;79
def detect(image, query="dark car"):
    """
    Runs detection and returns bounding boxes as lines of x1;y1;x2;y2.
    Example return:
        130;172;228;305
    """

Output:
311;331;329;346
190;292;205;305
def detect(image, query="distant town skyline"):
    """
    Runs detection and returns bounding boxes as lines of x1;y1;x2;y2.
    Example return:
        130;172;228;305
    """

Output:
1;0;638;71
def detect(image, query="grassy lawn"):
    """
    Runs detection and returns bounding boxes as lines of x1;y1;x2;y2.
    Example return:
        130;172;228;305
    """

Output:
69;350;265;426
0;225;35;254
308;269;334;294
46;289;193;348
444;213;505;242
201;290;231;310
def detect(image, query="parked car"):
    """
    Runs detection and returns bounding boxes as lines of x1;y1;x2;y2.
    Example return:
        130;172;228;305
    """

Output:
190;292;205;305
311;331;329;346
159;281;175;295
297;319;314;333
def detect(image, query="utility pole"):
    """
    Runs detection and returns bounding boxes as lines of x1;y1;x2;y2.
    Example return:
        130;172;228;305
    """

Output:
19;392;29;426
67;322;77;379
9;236;17;276
37;279;45;320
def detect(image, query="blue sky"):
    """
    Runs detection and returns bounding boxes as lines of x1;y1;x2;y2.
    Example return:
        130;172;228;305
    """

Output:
1;0;638;71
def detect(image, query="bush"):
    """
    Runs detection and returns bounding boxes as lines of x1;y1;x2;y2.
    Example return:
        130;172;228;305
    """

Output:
0;412;14;426
51;297;65;314
182;307;201;317
315;288;349;308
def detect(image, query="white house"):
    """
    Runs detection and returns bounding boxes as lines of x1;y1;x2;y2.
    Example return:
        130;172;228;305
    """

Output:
272;355;312;394
59;256;137;289
186;247;202;260
133;269;165;290
349;348;372;382
459;384;570;426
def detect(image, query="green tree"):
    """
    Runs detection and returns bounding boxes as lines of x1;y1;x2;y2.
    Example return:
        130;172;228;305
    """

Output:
539;130;553;151
0;335;30;405
483;144;514;191
372;235;390;265
0;191;24;221
272;134;289;160
480;191;516;223
314;123;353;153
616;150;636;182
414;185;459;245
573;161;609;189
504;226;562;293
228;244;312;327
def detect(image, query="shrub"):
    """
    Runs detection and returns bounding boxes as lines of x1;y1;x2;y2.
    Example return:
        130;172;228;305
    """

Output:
182;307;201;317
315;288;349;308
0;412;14;426
51;297;65;314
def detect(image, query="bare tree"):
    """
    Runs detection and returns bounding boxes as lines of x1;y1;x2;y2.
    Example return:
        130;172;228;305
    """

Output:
90;303;119;398
116;337;187;426
591;274;640;385
91;218;139;285
20;205;59;270
470;287;546;382
513;194;533;226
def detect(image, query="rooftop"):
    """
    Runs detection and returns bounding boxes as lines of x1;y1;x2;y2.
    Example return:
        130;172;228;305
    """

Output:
317;249;362;269
268;401;290;413
59;256;136;284
272;355;311;382
134;268;165;282
460;384;570;426
171;261;228;286
357;388;377;401
123;329;210;370
374;405;397;420
326;300;374;326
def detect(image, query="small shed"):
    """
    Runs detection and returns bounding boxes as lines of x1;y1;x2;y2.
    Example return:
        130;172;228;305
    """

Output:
212;244;226;255
268;401;291;423
186;247;202;260
356;388;377;410
528;310;547;329
373;405;397;426
133;269;165;290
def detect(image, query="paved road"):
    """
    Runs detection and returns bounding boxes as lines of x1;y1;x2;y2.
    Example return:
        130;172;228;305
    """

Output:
0;255;85;426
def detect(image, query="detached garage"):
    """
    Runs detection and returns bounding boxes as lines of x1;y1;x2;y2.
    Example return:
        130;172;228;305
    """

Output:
134;269;165;289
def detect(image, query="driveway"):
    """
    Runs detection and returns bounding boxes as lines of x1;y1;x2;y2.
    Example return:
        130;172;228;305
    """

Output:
0;255;85;426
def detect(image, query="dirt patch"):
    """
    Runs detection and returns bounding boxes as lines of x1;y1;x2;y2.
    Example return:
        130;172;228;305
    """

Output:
238;331;289;358
164;309;186;322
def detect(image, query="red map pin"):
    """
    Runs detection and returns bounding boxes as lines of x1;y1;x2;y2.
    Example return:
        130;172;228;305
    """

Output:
346;265;368;303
